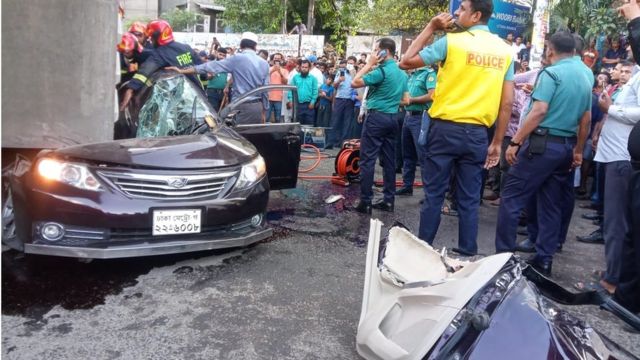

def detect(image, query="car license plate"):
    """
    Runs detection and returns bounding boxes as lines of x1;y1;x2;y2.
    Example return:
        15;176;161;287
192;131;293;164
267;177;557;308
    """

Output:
152;209;202;236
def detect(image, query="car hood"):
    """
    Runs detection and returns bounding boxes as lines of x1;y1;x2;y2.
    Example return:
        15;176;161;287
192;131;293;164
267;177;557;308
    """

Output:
51;132;257;169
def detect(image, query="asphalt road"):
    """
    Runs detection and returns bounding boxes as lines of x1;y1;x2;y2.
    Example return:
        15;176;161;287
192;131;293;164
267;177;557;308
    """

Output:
2;152;639;359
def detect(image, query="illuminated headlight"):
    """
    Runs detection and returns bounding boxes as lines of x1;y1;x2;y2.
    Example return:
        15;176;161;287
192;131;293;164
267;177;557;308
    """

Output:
37;159;102;191
235;156;266;189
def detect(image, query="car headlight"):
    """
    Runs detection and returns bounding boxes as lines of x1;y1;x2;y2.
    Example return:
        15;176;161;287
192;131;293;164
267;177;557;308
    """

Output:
235;156;266;189
37;159;102;191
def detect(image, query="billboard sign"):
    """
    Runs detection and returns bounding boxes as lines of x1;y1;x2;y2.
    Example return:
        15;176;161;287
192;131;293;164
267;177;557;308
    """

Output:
449;0;531;39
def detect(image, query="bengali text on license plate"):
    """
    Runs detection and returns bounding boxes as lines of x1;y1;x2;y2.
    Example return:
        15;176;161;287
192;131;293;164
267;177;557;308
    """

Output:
152;209;202;236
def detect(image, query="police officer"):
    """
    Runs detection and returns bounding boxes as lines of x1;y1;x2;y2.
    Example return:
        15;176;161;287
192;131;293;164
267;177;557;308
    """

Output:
351;38;409;214
400;1;514;255
169;32;269;124
495;32;592;276
119;20;202;111
396;66;437;196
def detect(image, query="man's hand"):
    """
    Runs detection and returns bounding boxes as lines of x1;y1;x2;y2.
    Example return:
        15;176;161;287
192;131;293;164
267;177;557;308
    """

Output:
428;13;455;32
308;103;314;110
520;83;534;94
357;114;365;124
286;102;292;110
505;144;520;166
572;148;583;168
592;135;599;152
598;91;612;113
119;89;134;112
618;0;640;20
165;66;180;73
484;142;501;169
223;87;229;96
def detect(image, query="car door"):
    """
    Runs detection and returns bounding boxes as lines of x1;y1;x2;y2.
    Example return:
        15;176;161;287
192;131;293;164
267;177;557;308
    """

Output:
221;85;302;190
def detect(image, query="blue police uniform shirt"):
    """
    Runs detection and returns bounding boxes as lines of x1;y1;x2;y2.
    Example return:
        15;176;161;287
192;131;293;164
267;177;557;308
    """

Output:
334;70;353;99
418;25;515;81
319;83;334;106
195;49;269;98
527;57;592;137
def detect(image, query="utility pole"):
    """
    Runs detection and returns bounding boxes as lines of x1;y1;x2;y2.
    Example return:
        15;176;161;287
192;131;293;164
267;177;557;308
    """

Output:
306;0;315;34
282;0;287;34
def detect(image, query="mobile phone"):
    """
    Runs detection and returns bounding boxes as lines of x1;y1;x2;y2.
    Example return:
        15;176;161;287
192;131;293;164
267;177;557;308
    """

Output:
340;69;346;76
377;49;388;60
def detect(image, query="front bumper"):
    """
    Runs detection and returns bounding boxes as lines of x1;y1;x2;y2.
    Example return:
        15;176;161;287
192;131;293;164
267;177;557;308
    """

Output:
24;227;272;259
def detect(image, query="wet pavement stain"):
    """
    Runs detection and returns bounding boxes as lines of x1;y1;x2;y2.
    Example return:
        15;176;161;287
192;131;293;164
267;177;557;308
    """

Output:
1;248;237;319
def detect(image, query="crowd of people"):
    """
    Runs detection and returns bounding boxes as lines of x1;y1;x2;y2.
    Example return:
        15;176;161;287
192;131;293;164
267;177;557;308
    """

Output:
115;0;640;316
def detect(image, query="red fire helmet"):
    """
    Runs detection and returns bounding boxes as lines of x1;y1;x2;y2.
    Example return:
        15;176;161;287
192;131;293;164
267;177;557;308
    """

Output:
117;32;142;53
146;19;174;46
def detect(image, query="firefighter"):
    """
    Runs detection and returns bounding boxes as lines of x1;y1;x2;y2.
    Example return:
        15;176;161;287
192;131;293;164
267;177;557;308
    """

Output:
128;21;152;49
116;32;153;84
119;19;202;111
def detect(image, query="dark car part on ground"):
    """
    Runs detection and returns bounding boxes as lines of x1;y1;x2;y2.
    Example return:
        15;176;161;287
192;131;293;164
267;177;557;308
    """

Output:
356;220;639;360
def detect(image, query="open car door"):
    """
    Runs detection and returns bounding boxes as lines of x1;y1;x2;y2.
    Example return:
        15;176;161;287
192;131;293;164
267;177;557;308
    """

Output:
221;85;302;190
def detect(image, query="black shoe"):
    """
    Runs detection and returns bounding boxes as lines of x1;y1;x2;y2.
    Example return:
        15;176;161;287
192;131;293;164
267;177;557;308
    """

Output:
576;230;604;244
372;200;394;212
516;238;536;253
517;228;529;236
395;187;413;196
556;243;563;252
526;256;552;277
354;201;372;214
581;212;602;221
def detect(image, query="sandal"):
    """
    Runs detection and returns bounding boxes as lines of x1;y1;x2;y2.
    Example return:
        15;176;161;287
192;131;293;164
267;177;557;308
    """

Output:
441;203;459;217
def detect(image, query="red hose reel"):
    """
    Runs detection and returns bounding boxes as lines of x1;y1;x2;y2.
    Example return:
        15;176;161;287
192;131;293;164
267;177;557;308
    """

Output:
332;139;360;186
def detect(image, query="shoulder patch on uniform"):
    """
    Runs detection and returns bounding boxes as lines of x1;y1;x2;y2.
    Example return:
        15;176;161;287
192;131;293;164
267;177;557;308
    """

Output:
428;76;435;82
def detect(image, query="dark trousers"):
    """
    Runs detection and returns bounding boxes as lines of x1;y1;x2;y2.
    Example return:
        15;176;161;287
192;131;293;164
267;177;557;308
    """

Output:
266;101;283;123
526;169;575;246
359;111;398;204
614;169;640;312
418;119;488;254
328;98;354;147
499;136;512;193
297;102;315;126
603;161;632;285
401;113;424;188
495;140;574;261
316;104;332;128
395;111;405;170
206;88;224;112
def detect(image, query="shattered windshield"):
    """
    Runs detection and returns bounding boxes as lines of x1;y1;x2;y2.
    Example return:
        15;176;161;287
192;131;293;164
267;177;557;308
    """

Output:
137;76;214;138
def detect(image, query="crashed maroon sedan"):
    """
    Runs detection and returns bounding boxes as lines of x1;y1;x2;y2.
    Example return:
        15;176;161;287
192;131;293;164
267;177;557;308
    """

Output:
2;73;301;259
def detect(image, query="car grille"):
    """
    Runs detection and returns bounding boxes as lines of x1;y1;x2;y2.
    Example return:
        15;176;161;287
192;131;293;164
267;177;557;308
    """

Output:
97;169;238;200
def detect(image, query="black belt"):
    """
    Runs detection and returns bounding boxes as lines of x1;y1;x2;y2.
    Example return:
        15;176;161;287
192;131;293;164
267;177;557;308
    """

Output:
368;109;394;116
431;117;485;128
207;88;224;92
408;110;423;116
546;135;577;144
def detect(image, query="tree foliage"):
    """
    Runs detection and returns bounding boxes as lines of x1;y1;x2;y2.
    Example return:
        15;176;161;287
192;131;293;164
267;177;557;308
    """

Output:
550;0;626;40
160;9;202;32
362;0;449;34
218;0;367;54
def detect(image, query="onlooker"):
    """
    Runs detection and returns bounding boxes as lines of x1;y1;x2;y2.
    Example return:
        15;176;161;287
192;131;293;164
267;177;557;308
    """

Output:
267;52;289;122
519;41;532;62
258;49;269;61
512;35;526;61
583;38;599;71
288;59;318;126
317;77;334;128
327;60;355;149
602;39;626;70
205;48;229;112
592;59;639;293
289;20;307;35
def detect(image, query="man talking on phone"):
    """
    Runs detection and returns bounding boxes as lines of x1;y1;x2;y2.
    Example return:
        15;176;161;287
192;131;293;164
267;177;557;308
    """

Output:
399;0;514;255
351;38;409;214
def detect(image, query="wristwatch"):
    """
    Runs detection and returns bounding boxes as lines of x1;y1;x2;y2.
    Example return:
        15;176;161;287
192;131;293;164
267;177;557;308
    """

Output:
509;140;521;147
